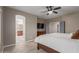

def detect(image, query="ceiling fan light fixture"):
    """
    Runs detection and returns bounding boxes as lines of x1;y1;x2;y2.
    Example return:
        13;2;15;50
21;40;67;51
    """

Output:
47;11;52;15
41;6;61;15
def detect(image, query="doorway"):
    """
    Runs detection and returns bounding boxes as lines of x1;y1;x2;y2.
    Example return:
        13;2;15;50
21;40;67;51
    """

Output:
15;15;25;44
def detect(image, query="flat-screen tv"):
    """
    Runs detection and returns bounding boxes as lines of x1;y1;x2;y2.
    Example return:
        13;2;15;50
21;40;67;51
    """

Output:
37;23;44;29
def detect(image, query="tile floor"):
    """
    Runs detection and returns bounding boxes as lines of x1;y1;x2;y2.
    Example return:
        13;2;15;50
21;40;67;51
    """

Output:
3;40;46;53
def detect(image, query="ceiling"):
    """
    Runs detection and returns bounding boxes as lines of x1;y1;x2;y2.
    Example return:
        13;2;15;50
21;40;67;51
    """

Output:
9;6;79;19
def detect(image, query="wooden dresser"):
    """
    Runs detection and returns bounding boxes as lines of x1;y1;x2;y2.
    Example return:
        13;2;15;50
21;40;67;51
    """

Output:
37;31;46;36
37;22;46;36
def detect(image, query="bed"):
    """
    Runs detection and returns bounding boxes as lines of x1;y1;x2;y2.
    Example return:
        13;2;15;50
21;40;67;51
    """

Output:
35;33;79;53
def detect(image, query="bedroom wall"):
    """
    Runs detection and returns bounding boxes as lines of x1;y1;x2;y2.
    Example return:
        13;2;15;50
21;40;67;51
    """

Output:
0;7;1;52
49;22;59;33
50;12;79;33
3;7;37;46
0;7;3;52
62;12;79;33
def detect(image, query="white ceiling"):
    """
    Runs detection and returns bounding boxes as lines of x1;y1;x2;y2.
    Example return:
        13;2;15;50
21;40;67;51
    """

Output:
9;6;79;19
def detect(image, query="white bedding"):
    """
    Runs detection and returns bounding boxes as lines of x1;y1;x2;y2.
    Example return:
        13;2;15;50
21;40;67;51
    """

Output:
35;33;79;53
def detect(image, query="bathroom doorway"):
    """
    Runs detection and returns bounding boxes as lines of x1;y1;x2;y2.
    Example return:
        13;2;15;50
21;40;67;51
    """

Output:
15;15;25;44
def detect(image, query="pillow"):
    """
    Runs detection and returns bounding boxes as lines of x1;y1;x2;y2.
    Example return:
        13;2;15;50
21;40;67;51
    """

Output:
70;33;73;37
71;30;79;39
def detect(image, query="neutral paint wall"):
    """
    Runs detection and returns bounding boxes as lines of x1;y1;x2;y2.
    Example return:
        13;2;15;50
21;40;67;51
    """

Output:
49;22;59;33
0;7;3;52
37;18;48;23
0;7;2;52
45;22;49;34
62;13;79;33
3;7;37;46
26;15;37;41
50;12;79;33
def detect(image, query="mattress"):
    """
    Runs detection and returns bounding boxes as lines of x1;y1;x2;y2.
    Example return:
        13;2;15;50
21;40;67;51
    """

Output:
35;33;79;53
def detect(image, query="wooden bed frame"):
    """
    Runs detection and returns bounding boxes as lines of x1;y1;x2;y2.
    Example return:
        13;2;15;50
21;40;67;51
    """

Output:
37;43;59;53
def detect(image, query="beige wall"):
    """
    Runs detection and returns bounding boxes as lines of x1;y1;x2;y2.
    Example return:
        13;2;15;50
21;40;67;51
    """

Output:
62;13;79;33
37;18;48;23
3;7;37;46
26;15;37;41
0;7;3;52
50;12;79;33
49;22;59;33
0;7;2;52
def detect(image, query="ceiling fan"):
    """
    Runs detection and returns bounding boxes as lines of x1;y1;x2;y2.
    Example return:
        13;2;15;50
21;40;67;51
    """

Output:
41;6;61;15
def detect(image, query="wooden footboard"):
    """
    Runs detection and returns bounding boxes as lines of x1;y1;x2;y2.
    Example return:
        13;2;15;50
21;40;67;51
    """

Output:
37;43;59;53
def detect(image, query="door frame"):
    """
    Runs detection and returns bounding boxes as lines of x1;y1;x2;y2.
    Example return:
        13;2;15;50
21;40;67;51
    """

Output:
15;15;26;44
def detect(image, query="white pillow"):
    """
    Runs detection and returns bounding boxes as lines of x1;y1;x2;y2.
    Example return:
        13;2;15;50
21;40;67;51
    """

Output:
70;33;73;37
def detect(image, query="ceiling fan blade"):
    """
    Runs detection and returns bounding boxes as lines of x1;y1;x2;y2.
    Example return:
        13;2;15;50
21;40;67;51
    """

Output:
46;13;49;15
54;7;61;10
53;11;58;14
46;6;53;11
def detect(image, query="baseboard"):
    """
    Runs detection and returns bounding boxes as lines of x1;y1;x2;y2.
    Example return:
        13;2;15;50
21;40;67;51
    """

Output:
4;44;15;48
26;39;34;42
